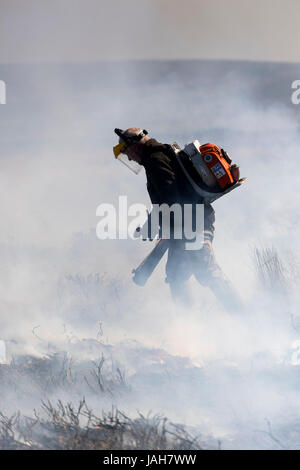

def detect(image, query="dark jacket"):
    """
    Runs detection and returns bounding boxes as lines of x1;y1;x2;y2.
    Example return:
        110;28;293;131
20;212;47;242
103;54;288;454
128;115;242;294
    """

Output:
140;138;215;243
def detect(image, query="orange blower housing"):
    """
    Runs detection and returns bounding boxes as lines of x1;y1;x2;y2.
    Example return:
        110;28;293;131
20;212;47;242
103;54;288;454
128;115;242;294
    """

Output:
171;139;245;204
199;143;234;189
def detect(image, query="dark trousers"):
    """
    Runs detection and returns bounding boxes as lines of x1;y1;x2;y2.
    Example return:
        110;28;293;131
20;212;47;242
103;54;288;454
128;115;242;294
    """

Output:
165;239;242;312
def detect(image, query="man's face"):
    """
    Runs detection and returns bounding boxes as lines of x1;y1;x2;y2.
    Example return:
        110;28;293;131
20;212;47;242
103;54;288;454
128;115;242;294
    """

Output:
123;143;142;164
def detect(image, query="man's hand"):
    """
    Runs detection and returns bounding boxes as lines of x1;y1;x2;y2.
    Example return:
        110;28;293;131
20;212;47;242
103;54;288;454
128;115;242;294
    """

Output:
133;226;141;238
133;226;154;241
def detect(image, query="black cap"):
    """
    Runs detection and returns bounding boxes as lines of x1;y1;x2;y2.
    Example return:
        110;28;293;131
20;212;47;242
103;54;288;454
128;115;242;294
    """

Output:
114;128;148;146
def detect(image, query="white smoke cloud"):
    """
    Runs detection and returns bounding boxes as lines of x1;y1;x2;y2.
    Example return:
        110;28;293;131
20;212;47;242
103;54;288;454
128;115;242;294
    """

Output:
0;59;300;448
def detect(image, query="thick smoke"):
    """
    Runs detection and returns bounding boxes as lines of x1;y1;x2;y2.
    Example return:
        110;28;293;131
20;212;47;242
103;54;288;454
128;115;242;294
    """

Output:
1;59;300;449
